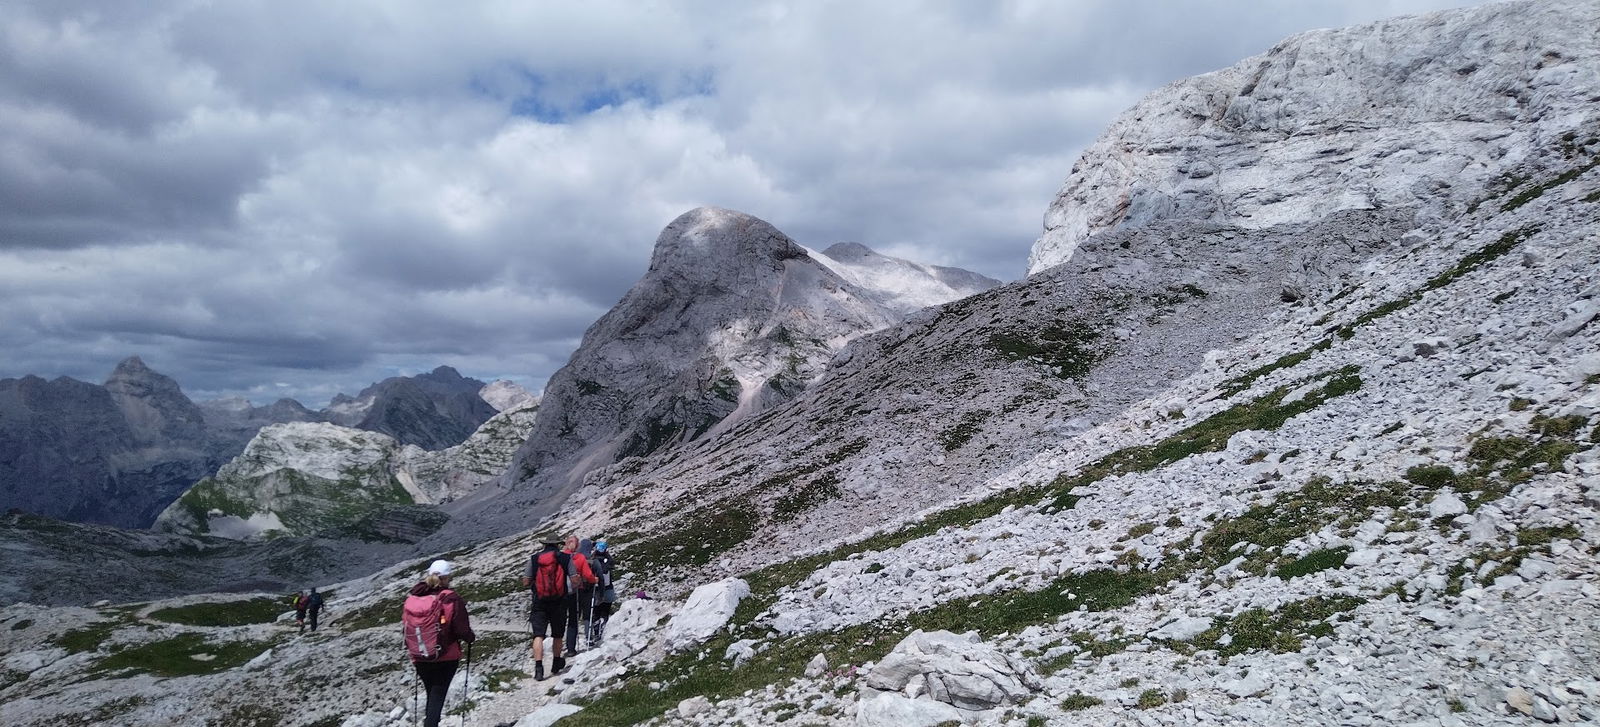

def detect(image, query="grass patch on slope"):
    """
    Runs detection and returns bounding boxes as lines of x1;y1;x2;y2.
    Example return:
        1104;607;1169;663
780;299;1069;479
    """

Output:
148;598;287;627
88;632;276;678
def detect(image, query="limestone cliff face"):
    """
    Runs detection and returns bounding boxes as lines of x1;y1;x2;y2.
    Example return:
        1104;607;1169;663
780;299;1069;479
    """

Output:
153;385;539;540
1028;0;1600;273
498;207;998;503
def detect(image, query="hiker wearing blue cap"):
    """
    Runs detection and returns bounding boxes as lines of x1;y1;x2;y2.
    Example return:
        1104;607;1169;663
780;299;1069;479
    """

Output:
589;538;617;645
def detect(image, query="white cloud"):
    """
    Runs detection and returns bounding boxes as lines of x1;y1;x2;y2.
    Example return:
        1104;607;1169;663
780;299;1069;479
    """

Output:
0;0;1491;401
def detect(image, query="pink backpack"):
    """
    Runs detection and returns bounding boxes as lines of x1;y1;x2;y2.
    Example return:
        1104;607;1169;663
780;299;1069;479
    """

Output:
402;589;452;660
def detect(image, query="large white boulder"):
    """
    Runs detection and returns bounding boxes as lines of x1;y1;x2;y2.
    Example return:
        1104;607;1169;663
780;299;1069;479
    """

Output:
513;704;583;727
855;693;965;727
863;630;1041;711
663;578;750;650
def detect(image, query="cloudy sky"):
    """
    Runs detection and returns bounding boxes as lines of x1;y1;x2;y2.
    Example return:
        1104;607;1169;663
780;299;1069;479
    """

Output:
1;0;1488;406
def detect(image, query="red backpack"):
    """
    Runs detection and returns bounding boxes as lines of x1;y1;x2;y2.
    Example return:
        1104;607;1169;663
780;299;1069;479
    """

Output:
533;551;571;600
401;589;453;661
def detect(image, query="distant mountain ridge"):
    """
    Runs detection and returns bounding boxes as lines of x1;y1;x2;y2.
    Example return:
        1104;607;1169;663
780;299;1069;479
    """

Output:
0;359;502;528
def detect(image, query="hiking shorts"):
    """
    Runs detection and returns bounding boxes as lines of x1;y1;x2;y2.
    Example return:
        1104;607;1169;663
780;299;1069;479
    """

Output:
529;597;567;638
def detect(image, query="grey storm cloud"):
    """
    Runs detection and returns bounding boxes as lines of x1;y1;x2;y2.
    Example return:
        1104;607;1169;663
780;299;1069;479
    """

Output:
0;0;1490;404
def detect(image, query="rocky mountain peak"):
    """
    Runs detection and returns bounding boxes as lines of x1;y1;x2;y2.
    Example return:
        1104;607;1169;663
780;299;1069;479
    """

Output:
110;355;152;376
417;365;466;384
647;206;809;281
486;208;996;524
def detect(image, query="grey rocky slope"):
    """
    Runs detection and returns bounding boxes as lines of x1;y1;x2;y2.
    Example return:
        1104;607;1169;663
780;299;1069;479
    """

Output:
152;385;539;540
4;1;1599;725
483;207;998;526
1028;0;1600;273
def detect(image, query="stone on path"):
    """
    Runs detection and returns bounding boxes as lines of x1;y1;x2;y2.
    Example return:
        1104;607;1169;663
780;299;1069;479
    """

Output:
513;704;583;727
854;693;965;727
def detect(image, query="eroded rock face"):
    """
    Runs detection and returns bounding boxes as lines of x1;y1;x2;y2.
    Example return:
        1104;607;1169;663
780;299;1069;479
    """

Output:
154;396;538;540
1028;0;1600;273
863;630;1042;711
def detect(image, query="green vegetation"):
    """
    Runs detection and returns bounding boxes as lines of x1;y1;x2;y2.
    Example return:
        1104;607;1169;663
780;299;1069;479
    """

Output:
1050;365;1363;508
1119;677;1141;688
988;320;1109;379
1188;596;1363;659
1404;465;1457;489
773;471;843;522
1218;339;1332;397
1275;547;1351;580
148;598;286;627
338;595;404;632
1337;227;1538;339
938;409;994;451
89;632;276;678
1501;156;1600;211
620;503;760;575
1061;693;1104;711
483;668;531;692
11;619;33;631
1136;688;1168;709
51;618;127;654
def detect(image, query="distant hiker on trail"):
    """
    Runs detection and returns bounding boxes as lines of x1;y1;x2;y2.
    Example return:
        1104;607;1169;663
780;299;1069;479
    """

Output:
562;534;599;656
306;587;325;632
292;591;308;632
403;560;476;727
523;535;578;681
589;539;617;645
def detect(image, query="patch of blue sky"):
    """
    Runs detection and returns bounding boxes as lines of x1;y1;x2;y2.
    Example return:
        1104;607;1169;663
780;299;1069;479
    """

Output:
473;68;715;123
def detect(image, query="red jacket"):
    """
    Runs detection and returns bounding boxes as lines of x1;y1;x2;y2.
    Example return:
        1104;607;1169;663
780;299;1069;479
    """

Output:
565;550;600;589
408;581;475;662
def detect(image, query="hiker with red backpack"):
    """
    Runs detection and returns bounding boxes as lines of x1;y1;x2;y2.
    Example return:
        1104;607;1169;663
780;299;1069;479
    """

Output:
522;534;595;680
403;560;476;727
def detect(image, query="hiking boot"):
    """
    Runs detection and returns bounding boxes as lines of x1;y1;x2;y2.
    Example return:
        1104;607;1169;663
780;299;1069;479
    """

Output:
552;656;566;675
564;647;579;657
534;662;546;681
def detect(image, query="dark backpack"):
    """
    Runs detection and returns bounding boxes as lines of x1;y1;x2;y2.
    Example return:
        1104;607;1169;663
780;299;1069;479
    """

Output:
592;552;613;589
309;592;323;610
533;550;571;600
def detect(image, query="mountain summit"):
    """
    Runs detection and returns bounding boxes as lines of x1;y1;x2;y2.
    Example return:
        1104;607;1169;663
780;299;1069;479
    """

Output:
493;206;998;514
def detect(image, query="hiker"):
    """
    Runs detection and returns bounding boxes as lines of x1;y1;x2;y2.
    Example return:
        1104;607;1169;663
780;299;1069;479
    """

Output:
404;560;475;727
562;535;599;655
523;535;577;681
292;590;308;632
306;587;325;632
589;539;617;645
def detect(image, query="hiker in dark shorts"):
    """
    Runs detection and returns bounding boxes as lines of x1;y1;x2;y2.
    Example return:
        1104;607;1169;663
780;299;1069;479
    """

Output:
523;535;572;681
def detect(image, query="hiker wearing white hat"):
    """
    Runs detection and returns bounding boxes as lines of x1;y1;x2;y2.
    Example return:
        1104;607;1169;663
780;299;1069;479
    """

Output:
403;559;475;727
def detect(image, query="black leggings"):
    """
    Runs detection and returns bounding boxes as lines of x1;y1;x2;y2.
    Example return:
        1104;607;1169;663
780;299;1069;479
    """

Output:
414;659;459;727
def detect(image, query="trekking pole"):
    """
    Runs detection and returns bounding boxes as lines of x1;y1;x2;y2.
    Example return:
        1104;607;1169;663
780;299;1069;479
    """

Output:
461;640;472;727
